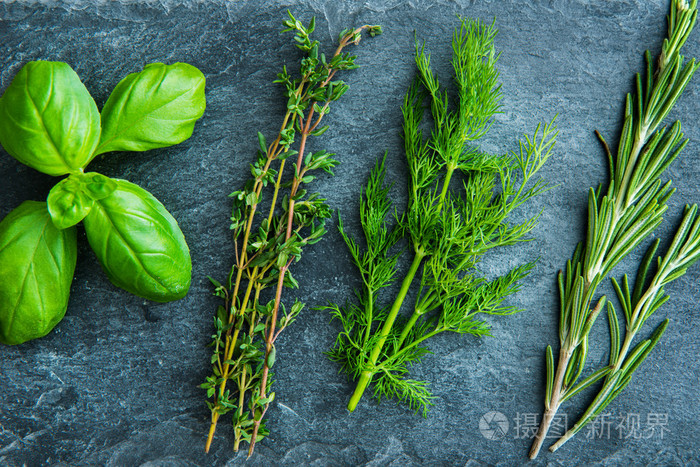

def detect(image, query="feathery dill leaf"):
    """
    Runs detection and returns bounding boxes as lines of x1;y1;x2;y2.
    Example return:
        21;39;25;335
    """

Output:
324;16;557;415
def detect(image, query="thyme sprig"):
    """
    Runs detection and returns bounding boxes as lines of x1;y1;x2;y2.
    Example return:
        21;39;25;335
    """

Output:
326;17;557;414
201;12;380;456
529;0;700;457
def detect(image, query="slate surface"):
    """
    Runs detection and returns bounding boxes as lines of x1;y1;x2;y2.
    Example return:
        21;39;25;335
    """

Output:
1;0;699;465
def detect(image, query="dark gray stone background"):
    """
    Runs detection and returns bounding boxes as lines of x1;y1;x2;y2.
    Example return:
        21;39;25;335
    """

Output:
1;0;699;465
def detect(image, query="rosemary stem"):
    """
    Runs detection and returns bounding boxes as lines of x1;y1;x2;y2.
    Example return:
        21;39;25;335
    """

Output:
549;424;577;452
347;249;426;412
550;283;658;452
550;371;620;452
529;346;573;459
613;131;647;214
614;329;636;372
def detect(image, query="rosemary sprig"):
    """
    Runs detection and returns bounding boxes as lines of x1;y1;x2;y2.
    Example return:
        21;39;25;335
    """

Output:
326;17;557;414
201;12;380;456
529;0;699;458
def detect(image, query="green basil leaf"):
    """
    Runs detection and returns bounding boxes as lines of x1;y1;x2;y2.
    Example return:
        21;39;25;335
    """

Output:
0;61;101;175
96;63;206;155
83;179;191;302
82;172;117;200
47;172;118;229
0;201;77;345
47;175;95;229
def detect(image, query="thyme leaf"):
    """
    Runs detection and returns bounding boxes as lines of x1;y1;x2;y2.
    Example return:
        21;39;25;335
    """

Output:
201;11;379;456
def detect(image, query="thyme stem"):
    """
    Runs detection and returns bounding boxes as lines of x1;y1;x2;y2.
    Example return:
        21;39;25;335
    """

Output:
202;14;381;455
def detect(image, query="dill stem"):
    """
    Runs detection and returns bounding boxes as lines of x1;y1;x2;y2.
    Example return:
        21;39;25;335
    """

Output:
347;248;426;412
395;308;420;350
529;346;573;459
392;163;454;351
384;326;442;364
438;163;456;210
363;291;374;346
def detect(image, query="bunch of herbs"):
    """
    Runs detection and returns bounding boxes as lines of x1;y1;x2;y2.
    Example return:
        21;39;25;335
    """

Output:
201;12;380;456
326;17;557;414
529;0;700;457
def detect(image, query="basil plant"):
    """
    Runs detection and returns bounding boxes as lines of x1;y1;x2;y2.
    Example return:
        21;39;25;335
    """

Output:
0;61;205;345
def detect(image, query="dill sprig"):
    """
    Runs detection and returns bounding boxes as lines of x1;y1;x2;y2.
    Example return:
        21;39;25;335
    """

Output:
201;12;380;456
326;17;557;415
529;0;700;458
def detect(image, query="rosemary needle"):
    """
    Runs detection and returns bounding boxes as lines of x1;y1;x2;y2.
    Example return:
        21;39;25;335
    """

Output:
529;0;700;458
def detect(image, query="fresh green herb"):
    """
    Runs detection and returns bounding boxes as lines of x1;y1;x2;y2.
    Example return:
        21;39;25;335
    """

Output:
83;179;192;301
326;17;556;415
0;201;77;345
529;0;700;457
201;12;380;456
0;60;206;344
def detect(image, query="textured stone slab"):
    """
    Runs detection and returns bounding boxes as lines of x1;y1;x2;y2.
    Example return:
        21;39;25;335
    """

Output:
1;0;699;465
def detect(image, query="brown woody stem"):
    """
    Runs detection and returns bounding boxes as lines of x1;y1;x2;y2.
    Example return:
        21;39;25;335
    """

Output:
529;346;573;459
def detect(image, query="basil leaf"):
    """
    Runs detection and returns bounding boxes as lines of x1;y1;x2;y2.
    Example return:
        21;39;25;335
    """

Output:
0;201;77;345
47;172;118;229
83;179;191;302
47;175;95;230
96;63;206;155
0;61;101;175
82;172;118;200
